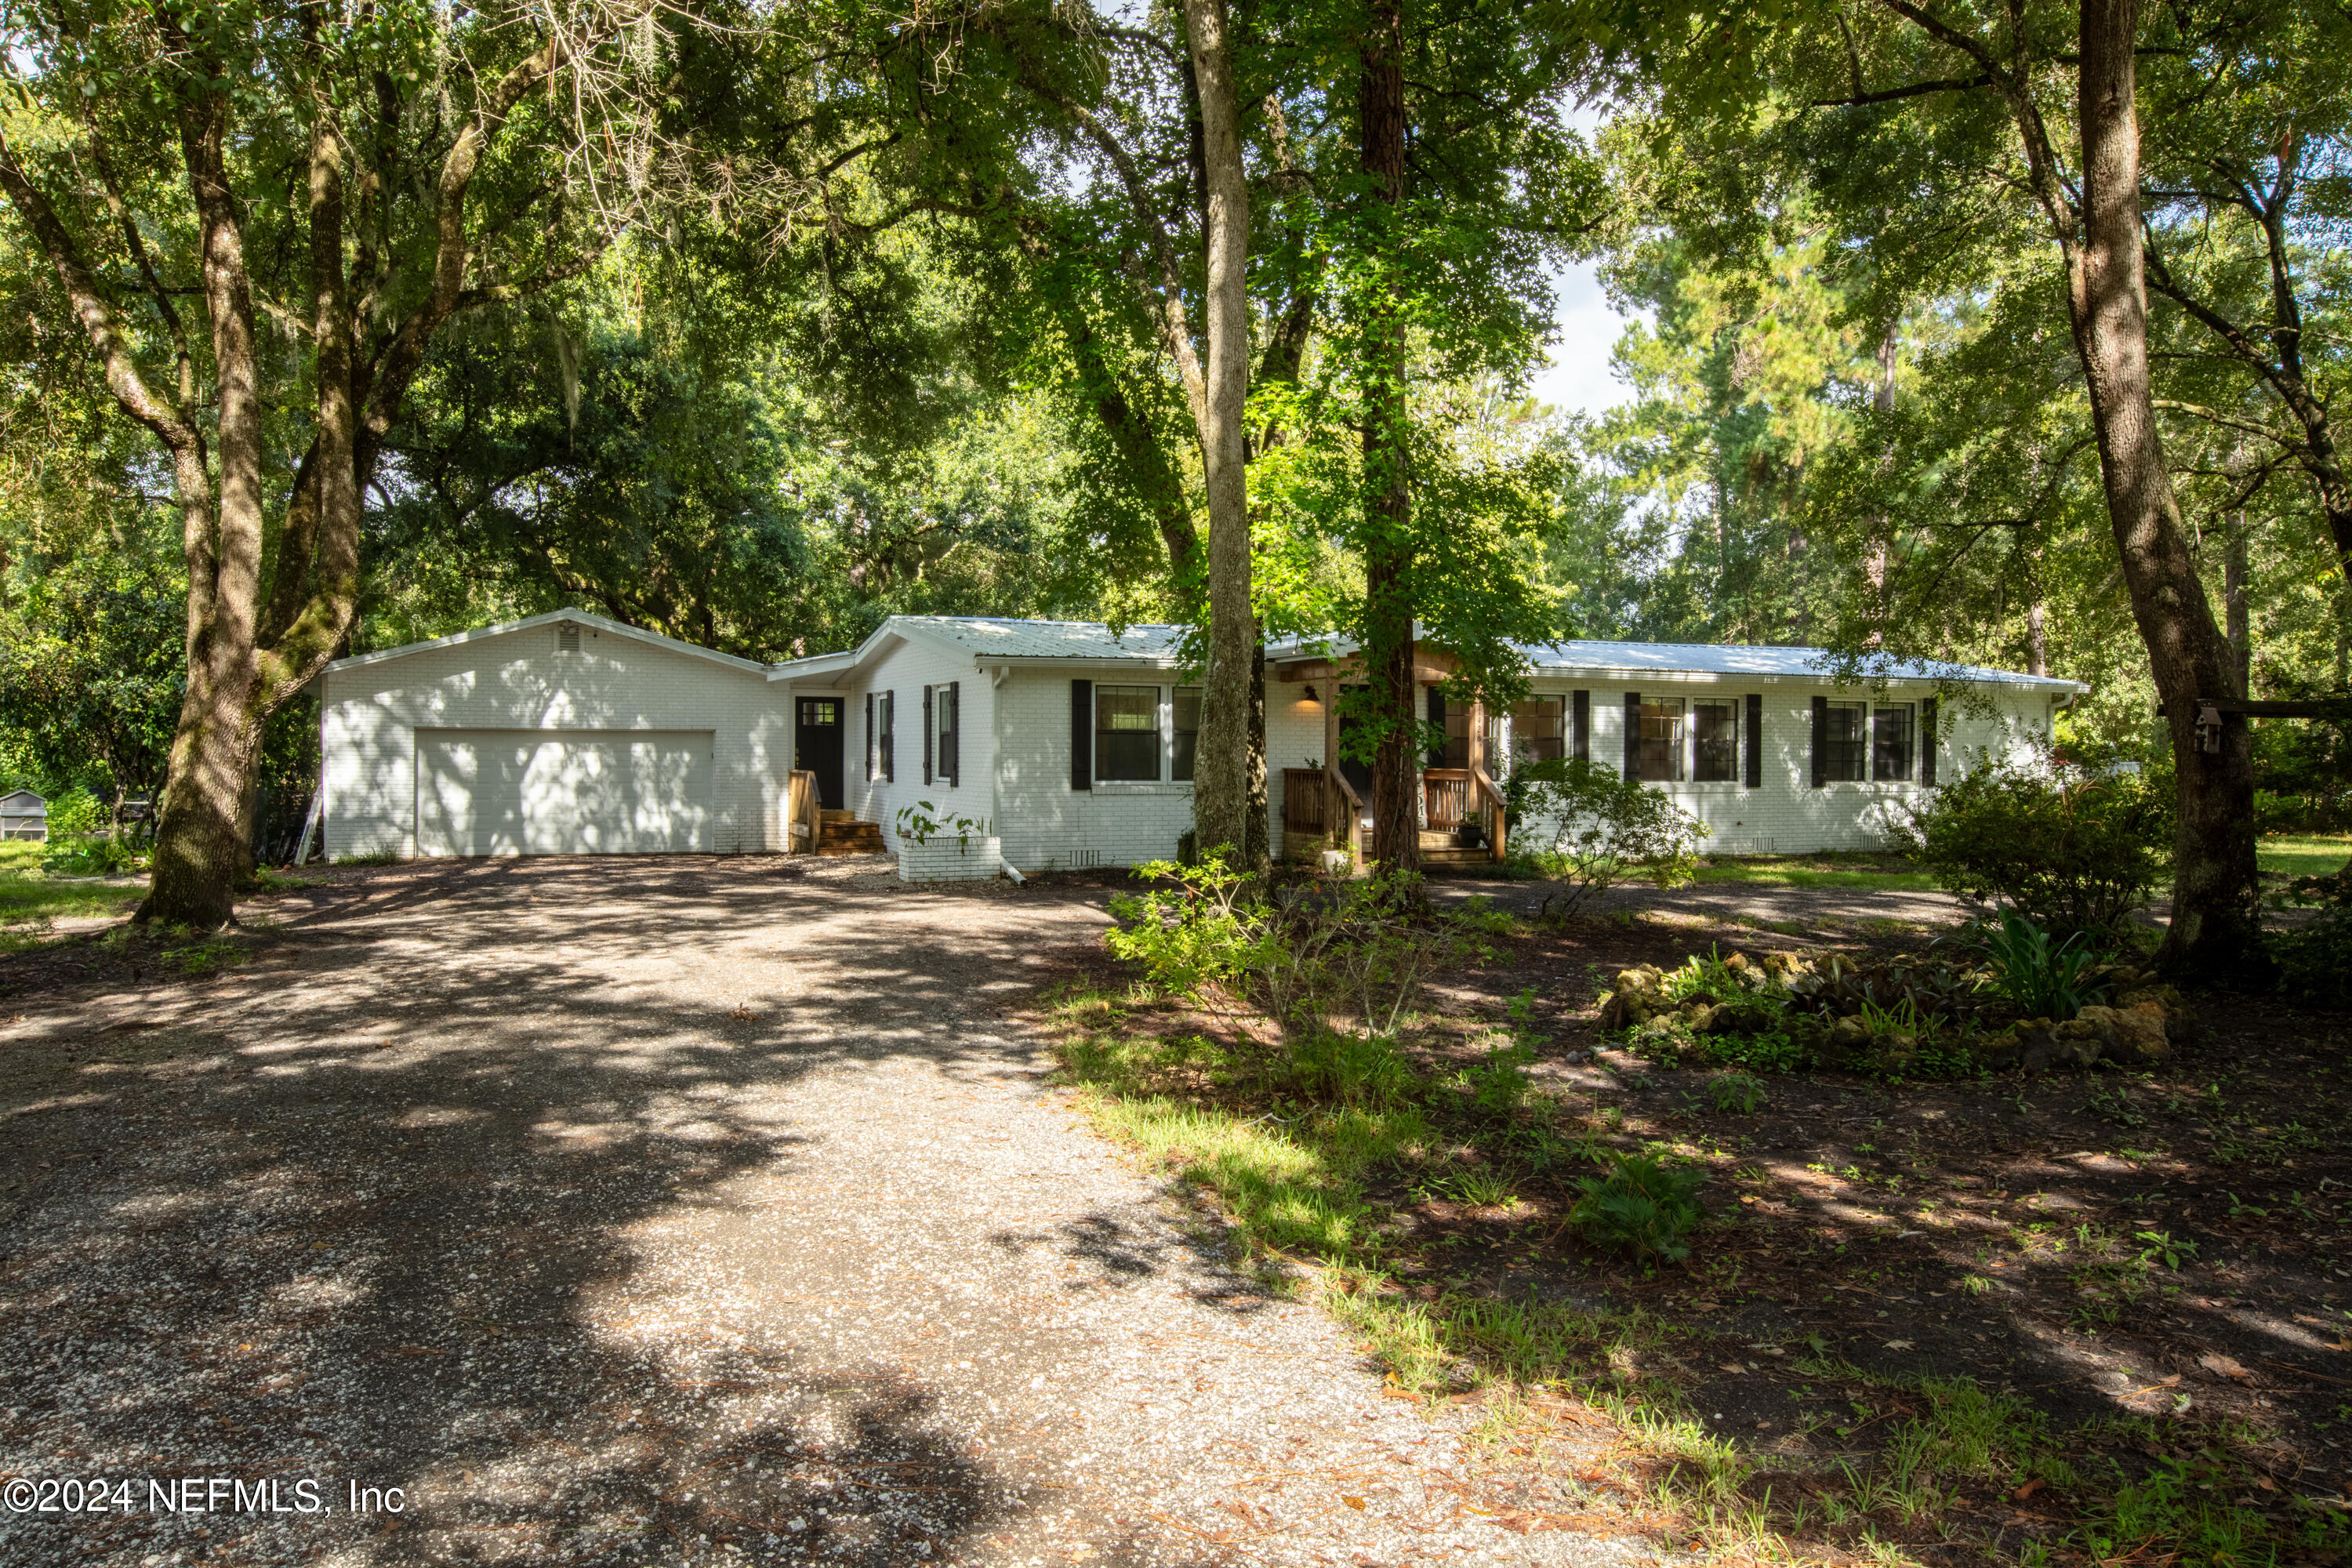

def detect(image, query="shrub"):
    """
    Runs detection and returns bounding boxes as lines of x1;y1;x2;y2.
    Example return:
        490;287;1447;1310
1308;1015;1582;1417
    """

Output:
1511;758;1710;920
1974;911;2110;1020
45;786;105;838
2271;864;2352;1011
1107;857;1469;1098
1902;759;2167;938
42;833;143;876
1570;1153;1704;1264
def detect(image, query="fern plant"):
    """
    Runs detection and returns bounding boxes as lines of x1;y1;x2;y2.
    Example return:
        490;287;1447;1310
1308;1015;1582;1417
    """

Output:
1570;1153;1705;1264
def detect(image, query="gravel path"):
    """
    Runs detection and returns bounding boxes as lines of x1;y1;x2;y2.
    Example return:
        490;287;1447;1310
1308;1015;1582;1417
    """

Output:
1;858;1655;1567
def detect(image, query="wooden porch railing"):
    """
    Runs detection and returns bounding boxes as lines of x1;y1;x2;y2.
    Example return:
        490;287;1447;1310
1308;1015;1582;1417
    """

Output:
1279;768;1327;837
786;769;820;854
1331;770;1367;862
1422;768;1472;830
1472;763;1507;862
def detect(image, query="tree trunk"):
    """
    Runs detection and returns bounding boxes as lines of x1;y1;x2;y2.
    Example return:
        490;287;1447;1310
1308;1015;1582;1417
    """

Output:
144;94;269;929
1360;0;1418;877
2071;0;2261;978
2224;515;2249;696
1176;0;1256;871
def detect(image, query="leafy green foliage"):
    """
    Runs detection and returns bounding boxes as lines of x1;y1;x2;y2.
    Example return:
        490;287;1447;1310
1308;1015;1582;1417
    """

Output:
1512;758;1711;919
1710;1071;1766;1112
1106;858;1472;1104
1974;913;2111;1022
2270;864;2352;1011
1903;762;2169;938
1570;1153;1706;1265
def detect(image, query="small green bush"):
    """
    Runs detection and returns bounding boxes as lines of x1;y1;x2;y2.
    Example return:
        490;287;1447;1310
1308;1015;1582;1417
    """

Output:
1902;760;2168;938
44;787;106;838
1974;911;2109;1019
1510;757;1710;920
2271;863;2352;1011
1710;1071;1766;1113
42;832;142;876
1570;1152;1704;1264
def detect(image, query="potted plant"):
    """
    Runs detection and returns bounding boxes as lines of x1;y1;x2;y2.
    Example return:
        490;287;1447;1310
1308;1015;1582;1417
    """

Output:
1455;811;1485;849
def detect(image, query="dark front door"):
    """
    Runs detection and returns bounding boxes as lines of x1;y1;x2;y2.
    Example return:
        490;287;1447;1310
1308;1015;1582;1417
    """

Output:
796;698;844;810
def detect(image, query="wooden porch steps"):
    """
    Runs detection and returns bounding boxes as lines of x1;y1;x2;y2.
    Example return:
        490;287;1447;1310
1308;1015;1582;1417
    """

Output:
816;809;885;855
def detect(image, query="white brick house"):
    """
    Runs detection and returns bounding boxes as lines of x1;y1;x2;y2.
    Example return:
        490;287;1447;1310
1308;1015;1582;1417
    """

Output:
316;608;2082;873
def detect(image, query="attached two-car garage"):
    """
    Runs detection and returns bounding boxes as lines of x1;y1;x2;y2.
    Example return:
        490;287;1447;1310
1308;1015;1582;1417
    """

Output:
414;729;715;856
317;609;793;861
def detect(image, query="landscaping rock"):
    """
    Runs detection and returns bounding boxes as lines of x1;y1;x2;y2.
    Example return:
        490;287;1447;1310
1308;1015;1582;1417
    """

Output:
1683;1002;1719;1034
2015;1021;2062;1073
2116;985;2193;1040
1974;1029;2024;1071
2074;1001;2171;1065
2051;1017;2105;1069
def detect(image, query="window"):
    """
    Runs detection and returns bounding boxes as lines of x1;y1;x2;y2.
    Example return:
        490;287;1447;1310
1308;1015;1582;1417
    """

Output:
877;690;895;782
1873;702;1915;782
1820;699;1867;783
1512;696;1564;764
1637;697;1686;782
1171;686;1202;782
1693;698;1740;782
1095;684;1160;782
932;682;958;787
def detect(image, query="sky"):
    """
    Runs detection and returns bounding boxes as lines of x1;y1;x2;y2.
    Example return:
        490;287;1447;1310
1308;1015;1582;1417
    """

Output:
1530;260;1640;417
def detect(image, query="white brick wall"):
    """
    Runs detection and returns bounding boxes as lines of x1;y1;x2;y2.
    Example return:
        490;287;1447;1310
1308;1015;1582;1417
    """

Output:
984;666;1196;872
320;619;792;858
842;637;996;856
1481;677;2053;855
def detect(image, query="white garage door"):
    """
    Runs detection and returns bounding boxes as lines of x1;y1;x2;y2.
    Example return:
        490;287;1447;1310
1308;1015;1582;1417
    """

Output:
416;730;714;856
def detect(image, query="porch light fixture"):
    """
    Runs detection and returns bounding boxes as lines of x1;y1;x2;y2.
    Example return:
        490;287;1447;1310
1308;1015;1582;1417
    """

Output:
1304;684;1319;702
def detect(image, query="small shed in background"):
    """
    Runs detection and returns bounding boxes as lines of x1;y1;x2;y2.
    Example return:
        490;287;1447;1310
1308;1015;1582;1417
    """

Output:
0;789;48;840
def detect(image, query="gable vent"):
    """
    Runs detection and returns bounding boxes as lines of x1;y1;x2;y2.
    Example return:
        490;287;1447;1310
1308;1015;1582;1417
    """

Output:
557;624;581;654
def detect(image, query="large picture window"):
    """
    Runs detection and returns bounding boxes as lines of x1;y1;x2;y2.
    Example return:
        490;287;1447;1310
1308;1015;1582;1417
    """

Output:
1873;703;1915;782
1171;687;1202;782
1693;698;1740;782
1820;699;1867;783
1512;696;1565;764
1095;684;1161;782
1637;697;1686;782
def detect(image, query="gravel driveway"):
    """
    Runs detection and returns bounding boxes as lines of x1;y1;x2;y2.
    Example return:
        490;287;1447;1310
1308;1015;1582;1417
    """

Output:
1;858;1656;1567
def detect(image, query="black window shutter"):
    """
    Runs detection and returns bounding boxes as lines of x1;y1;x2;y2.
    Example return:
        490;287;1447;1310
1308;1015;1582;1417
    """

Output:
1426;688;1446;768
1920;697;1938;786
1811;695;1829;788
1624;691;1641;780
946;681;960;786
1070;679;1092;791
1572;690;1590;762
1744;693;1763;788
865;692;875;780
883;691;895;782
922;685;935;786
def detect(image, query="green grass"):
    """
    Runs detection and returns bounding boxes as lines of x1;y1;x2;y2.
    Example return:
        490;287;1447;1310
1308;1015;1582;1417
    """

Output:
0;840;143;942
1687;853;1940;892
2258;833;2352;880
1047;975;2347;1566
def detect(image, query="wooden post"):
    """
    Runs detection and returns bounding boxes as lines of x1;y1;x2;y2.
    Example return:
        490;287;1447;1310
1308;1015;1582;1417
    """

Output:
1323;688;1343;851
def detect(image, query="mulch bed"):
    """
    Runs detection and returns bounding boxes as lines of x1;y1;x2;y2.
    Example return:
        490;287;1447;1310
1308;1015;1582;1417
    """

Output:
1036;898;2352;1564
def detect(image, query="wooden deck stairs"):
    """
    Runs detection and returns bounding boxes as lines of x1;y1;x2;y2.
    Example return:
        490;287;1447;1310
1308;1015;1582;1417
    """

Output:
1417;828;1494;869
816;810;885;855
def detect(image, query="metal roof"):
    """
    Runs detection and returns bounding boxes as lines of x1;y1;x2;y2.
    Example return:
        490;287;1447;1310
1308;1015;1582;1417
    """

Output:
892;616;1192;663
1265;632;2082;692
1512;638;2085;691
0;789;45;812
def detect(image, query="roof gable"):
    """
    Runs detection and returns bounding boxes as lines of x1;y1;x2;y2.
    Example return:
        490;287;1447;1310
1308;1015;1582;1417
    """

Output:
325;608;769;677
